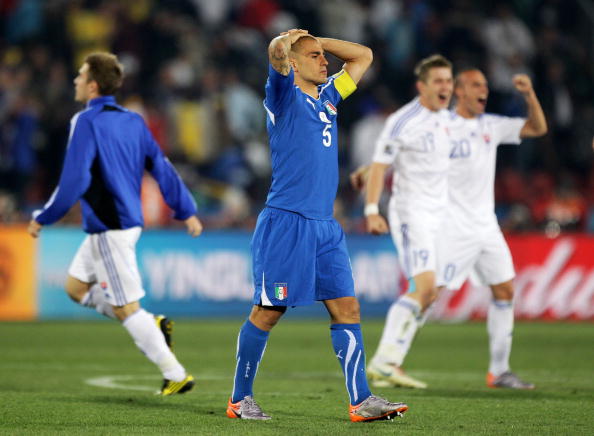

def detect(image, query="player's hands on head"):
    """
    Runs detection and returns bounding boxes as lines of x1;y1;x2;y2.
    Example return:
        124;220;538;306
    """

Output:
366;214;389;235
184;215;203;237
27;219;42;238
349;165;370;191
512;74;533;96
280;29;310;44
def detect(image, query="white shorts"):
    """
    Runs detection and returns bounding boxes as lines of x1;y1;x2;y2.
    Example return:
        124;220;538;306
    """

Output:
436;224;515;290
68;227;145;306
388;207;442;278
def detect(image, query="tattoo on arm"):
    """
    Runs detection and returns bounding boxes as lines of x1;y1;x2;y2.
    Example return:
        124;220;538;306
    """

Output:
269;39;291;76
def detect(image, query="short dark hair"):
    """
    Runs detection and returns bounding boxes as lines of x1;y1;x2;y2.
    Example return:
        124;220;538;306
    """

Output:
84;52;124;95
290;35;319;55
414;54;452;83
454;67;481;89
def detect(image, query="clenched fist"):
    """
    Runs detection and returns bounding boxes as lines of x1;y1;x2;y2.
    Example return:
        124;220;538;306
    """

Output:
512;74;534;97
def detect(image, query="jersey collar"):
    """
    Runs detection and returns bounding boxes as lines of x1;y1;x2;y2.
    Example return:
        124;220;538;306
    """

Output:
87;95;116;108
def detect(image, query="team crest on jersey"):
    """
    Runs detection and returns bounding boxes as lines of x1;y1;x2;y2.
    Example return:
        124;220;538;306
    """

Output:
274;283;288;300
483;133;491;144
100;281;108;290
323;100;337;116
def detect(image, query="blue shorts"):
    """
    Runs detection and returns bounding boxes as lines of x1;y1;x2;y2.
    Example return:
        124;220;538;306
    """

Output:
251;207;355;307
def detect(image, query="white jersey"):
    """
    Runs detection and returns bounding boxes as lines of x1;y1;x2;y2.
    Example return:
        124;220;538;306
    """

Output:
372;97;451;217
447;112;525;230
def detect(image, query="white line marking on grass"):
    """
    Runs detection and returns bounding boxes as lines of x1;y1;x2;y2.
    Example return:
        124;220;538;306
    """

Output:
83;369;562;393
86;375;159;391
84;372;345;392
84;374;329;396
85;372;345;391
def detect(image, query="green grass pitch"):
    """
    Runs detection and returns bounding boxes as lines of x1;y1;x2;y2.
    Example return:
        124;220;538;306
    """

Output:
1;319;593;435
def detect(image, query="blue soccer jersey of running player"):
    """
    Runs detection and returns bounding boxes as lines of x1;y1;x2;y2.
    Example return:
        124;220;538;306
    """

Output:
33;96;196;233
263;64;356;220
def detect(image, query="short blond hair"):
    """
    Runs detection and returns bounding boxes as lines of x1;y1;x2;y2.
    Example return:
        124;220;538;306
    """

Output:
414;54;452;83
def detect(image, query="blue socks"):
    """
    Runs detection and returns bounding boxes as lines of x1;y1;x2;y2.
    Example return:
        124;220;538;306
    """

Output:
231;320;269;403
232;320;372;406
330;323;372;406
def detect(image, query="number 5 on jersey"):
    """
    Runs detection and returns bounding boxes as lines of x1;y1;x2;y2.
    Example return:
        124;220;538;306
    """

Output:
322;124;332;147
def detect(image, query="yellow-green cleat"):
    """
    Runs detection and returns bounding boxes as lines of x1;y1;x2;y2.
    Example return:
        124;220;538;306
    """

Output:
159;374;195;395
155;314;174;349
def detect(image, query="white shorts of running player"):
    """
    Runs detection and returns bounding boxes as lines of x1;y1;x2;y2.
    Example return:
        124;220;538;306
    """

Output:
437;226;515;290
388;207;442;279
68;227;145;306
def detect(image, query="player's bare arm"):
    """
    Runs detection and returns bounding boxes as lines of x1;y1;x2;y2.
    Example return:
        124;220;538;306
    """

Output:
268;29;309;76
350;164;370;191
513;74;547;138
317;38;373;84
365;162;390;235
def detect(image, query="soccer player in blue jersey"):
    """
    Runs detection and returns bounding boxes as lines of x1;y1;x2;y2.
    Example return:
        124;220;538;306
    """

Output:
226;29;408;422
27;52;203;395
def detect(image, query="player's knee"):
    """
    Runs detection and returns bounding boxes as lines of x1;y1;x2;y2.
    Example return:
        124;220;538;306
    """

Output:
250;305;285;331
491;281;514;300
418;291;436;311
260;312;284;330
65;277;89;303
113;301;141;322
430;285;444;302
65;289;82;303
331;299;361;324
427;289;439;306
339;308;360;324
412;286;438;311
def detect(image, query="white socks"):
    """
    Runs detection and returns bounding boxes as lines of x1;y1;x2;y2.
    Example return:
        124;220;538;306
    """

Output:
122;309;186;382
80;285;116;319
371;295;421;367
487;300;513;376
371;295;514;375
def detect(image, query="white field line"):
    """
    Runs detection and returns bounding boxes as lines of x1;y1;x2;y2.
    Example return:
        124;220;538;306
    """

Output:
86;375;159;392
84;374;336;395
84;369;575;393
0;361;578;382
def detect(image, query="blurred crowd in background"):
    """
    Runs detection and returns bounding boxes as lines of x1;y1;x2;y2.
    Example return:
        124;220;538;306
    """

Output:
1;0;593;234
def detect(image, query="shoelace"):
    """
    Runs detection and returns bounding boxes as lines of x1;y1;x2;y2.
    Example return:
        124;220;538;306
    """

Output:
243;397;262;413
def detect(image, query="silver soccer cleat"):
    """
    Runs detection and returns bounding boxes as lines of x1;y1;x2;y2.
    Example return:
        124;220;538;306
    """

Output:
349;395;408;422
227;395;272;420
487;371;535;389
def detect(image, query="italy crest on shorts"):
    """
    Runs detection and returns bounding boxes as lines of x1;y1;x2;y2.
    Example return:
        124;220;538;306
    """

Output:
274;283;288;300
323;100;337;116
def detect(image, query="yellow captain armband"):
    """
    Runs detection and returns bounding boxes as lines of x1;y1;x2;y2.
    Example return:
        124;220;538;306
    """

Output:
333;69;357;100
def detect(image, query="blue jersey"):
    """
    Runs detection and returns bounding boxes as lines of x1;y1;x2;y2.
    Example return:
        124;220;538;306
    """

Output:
263;65;356;220
34;96;196;233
